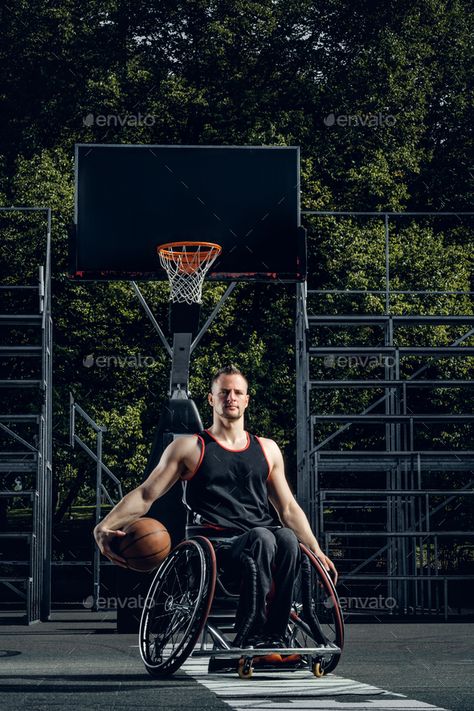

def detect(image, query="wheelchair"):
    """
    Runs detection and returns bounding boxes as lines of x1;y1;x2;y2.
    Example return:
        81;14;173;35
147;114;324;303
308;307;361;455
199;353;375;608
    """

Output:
138;525;344;679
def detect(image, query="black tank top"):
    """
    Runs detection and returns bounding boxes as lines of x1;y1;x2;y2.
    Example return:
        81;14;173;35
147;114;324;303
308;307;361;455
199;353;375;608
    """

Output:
181;429;278;533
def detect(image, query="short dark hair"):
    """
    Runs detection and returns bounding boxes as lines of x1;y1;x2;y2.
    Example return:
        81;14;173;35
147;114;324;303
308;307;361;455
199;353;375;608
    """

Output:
210;364;248;392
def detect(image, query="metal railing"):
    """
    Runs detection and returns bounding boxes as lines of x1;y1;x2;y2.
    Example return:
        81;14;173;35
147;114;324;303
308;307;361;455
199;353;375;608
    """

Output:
69;394;122;609
296;211;474;617
0;206;52;622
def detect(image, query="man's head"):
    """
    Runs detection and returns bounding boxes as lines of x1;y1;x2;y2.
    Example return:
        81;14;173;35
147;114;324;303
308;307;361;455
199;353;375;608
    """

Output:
208;365;249;422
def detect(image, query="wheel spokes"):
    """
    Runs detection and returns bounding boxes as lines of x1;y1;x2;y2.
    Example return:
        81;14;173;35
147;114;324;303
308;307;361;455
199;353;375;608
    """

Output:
140;541;209;671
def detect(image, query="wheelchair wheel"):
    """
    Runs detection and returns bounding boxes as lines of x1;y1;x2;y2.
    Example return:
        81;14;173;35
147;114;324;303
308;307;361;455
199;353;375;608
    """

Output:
139;536;216;677
288;544;344;675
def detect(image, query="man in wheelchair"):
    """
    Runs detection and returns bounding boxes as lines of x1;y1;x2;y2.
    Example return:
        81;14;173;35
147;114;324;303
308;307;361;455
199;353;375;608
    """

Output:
95;364;337;652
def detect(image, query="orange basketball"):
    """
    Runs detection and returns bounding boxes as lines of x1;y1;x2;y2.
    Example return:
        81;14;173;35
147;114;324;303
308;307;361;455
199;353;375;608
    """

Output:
115;518;171;572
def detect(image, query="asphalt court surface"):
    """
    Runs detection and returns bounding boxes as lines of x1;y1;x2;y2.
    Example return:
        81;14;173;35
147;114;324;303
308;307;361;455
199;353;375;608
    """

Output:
0;611;472;710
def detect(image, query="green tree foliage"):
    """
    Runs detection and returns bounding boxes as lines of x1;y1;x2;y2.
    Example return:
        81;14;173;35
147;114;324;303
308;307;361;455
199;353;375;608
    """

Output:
0;0;472;517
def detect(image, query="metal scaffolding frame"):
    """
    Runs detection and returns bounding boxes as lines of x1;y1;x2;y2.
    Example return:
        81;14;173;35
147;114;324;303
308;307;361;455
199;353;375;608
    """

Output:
68;394;123;610
296;210;474;617
2;205;471;619
0;207;52;622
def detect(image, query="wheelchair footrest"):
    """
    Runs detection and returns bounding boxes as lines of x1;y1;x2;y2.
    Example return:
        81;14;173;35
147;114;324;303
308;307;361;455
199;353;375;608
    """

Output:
193;645;341;657
208;656;306;673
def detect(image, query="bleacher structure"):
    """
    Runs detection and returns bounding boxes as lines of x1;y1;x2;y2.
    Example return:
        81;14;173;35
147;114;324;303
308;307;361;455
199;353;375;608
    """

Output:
68;393;122;610
0;207;52;623
1;206;472;622
0;208;122;622
296;211;474;618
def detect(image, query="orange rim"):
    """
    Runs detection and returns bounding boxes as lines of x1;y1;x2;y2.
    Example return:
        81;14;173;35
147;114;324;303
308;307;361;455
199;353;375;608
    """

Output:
157;241;221;259
157;241;221;274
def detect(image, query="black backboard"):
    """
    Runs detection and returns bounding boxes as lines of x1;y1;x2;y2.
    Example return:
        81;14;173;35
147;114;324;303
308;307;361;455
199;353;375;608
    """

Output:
71;144;305;281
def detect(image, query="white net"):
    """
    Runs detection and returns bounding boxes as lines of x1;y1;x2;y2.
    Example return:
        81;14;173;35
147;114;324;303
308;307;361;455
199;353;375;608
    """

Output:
158;242;221;304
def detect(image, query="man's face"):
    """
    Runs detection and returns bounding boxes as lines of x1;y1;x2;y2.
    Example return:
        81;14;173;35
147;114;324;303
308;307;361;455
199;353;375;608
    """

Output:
208;374;249;421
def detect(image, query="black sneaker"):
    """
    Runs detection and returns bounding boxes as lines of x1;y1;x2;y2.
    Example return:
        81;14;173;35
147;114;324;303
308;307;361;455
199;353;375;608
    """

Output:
253;636;284;664
264;633;302;663
237;628;265;649
263;633;287;648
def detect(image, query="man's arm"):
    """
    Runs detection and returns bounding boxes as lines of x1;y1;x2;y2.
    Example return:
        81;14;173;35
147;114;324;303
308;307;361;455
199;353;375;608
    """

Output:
263;438;338;583
93;436;194;567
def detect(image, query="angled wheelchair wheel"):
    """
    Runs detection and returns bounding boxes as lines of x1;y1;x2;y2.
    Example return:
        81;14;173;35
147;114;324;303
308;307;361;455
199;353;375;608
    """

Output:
288;544;344;675
139;536;216;677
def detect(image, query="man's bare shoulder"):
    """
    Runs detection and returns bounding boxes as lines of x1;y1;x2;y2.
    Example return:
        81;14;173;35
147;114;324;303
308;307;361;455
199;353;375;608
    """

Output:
168;434;202;477
256;436;282;460
170;434;201;456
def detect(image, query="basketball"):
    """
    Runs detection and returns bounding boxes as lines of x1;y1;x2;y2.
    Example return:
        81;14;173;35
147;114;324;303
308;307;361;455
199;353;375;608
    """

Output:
115;518;171;572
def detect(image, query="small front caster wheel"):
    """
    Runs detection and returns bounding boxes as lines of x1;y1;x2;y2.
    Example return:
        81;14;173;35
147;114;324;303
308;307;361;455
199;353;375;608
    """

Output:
312;661;325;677
238;658;254;678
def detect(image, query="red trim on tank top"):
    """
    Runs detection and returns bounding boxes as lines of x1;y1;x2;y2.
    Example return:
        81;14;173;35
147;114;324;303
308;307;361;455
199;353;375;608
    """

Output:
205;429;250;452
181;434;205;481
255;435;272;480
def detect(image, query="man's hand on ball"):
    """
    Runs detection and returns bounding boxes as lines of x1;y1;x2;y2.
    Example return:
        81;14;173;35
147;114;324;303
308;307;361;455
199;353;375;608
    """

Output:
94;526;128;568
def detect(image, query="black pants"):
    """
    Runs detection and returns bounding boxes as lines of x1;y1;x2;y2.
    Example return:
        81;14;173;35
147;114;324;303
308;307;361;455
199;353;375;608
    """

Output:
218;526;301;637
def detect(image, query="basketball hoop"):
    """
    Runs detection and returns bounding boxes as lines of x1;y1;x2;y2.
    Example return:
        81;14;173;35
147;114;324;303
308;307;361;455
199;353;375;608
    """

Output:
157;241;222;304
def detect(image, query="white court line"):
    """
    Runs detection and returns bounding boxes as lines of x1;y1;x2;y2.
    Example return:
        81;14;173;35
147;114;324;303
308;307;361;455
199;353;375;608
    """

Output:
182;656;450;711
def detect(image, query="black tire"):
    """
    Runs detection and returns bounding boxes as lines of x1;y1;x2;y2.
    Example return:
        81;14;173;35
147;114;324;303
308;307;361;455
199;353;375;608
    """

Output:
288;544;344;674
139;536;216;677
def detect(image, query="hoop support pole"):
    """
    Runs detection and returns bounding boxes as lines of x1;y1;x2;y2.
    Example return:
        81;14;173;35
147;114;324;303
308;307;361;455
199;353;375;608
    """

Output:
170;333;192;397
191;282;237;353
131;281;172;358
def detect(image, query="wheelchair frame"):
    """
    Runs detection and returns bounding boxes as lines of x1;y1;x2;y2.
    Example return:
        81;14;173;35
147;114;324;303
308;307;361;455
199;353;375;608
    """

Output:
138;533;344;679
